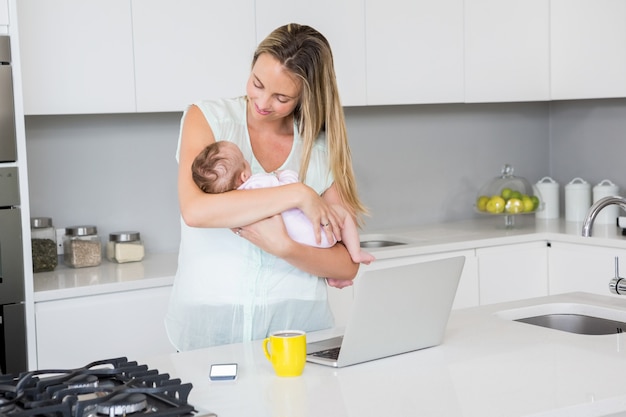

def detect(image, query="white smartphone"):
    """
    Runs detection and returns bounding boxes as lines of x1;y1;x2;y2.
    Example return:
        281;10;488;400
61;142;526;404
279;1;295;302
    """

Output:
209;363;238;381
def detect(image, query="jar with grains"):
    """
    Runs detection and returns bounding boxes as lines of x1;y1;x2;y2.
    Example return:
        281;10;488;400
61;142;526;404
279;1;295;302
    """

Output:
63;225;102;268
106;231;145;263
31;217;57;273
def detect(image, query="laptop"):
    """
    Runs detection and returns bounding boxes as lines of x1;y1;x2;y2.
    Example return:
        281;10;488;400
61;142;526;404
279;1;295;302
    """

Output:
306;256;465;368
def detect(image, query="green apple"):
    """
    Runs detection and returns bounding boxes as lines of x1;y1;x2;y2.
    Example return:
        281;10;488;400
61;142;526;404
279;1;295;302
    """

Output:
476;195;490;211
531;195;540;210
501;188;513;200
486;196;506;214
522;196;534;212
505;198;523;214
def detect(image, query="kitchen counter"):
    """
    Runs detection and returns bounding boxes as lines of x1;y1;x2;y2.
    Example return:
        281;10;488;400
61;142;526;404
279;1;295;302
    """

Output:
32;252;178;301
138;292;626;417
32;217;626;302
360;216;626;261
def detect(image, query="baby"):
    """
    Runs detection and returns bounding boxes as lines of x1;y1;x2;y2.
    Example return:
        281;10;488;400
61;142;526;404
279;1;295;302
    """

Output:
191;140;375;265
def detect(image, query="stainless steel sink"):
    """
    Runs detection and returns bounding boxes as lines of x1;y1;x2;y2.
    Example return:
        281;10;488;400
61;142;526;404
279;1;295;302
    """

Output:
515;314;626;335
360;240;407;248
359;233;416;249
496;303;626;336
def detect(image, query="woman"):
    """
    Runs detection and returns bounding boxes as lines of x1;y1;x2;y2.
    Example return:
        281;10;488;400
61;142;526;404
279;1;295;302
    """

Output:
165;23;368;351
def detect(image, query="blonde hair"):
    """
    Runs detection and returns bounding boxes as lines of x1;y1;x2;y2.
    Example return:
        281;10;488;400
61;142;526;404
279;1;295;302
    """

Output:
253;23;368;224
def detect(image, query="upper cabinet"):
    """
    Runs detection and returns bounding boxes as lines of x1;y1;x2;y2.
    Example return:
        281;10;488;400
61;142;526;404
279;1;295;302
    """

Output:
131;0;255;113
15;1;626;114
551;0;626;100
464;0;550;103
255;0;366;107
365;0;464;105
0;0;9;27
17;0;136;115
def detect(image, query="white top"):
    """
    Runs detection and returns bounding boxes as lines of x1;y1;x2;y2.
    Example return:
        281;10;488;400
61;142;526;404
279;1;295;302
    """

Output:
165;97;335;351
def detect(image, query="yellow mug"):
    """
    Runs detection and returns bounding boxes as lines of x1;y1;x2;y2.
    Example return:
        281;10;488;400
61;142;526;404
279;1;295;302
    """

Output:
263;330;307;377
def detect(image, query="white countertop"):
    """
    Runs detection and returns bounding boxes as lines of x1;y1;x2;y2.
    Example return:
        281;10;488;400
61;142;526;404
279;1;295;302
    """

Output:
32;252;178;301
137;292;626;417
360;216;626;260
32;217;626;302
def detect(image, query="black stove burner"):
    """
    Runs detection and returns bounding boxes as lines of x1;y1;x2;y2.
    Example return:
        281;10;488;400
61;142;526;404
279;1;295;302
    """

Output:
0;358;198;417
96;393;147;416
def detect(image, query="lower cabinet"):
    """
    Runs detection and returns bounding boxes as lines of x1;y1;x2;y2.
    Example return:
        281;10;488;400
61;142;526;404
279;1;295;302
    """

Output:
548;241;626;298
476;241;549;305
35;286;176;369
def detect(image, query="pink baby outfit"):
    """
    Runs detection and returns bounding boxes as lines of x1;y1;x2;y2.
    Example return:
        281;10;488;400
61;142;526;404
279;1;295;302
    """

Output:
239;170;336;248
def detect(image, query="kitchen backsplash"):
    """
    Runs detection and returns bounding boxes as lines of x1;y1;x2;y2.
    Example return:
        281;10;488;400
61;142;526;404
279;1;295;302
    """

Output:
24;98;626;253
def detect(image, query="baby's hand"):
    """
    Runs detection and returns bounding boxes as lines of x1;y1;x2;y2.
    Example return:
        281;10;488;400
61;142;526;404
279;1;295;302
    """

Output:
325;278;354;289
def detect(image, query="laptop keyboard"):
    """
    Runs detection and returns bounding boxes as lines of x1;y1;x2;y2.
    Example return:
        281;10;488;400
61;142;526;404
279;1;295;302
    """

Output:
310;347;341;360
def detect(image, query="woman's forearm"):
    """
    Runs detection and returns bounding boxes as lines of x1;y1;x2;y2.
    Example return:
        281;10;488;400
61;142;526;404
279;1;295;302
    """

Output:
180;182;305;228
280;240;359;280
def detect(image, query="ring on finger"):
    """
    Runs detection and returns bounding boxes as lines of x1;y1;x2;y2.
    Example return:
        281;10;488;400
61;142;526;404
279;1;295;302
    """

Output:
235;228;242;236
322;222;330;227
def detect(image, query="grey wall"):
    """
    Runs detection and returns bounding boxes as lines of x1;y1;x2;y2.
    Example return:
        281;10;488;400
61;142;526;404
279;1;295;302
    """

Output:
24;100;561;254
346;102;550;230
550;98;626;215
25;113;182;254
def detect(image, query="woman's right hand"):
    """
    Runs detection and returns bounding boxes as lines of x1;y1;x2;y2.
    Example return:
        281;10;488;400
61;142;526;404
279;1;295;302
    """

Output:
234;214;291;257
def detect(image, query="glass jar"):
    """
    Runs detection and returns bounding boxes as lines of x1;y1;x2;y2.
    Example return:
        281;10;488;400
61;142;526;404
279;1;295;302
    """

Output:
106;231;145;263
63;225;102;268
30;217;58;272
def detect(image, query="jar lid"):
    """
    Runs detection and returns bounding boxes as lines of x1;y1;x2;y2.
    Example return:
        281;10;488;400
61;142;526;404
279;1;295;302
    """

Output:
594;179;616;188
109;231;141;242
31;217;53;228
65;225;98;236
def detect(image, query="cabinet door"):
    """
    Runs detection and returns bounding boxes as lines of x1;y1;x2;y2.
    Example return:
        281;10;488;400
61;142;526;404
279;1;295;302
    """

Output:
464;0;550;103
477;241;548;305
255;0;366;106
551;0;626;100
131;0;255;113
0;0;8;27
17;0;136;115
365;0;464;105
548;241;626;298
35;286;176;369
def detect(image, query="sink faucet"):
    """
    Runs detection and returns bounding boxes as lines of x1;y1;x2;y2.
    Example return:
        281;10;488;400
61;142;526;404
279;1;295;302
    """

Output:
581;196;626;237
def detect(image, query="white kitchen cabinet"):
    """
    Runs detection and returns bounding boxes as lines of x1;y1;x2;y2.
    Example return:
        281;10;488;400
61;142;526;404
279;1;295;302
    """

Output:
365;0;464;105
131;0;255;113
255;0;366;107
477;241;549;305
0;0;9;27
16;0;136;115
35;286;176;369
551;0;626;100
548;241;626;298
464;0;550;103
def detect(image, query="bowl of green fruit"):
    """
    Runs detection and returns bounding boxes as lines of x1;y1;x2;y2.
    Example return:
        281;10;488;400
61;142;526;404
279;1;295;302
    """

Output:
475;164;542;227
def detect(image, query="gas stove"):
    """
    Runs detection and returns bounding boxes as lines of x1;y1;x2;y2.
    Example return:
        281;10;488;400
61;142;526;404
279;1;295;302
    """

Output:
0;357;214;417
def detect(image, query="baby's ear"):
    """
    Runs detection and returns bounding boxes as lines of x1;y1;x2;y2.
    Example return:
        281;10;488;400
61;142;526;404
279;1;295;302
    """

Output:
239;170;250;185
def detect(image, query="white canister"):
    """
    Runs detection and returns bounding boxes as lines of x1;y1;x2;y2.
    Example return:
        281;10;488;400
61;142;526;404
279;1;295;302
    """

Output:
534;177;559;219
592;179;620;225
565;177;591;222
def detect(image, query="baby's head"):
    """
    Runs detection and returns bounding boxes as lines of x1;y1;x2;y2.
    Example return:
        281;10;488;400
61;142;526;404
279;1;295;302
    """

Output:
192;141;251;193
